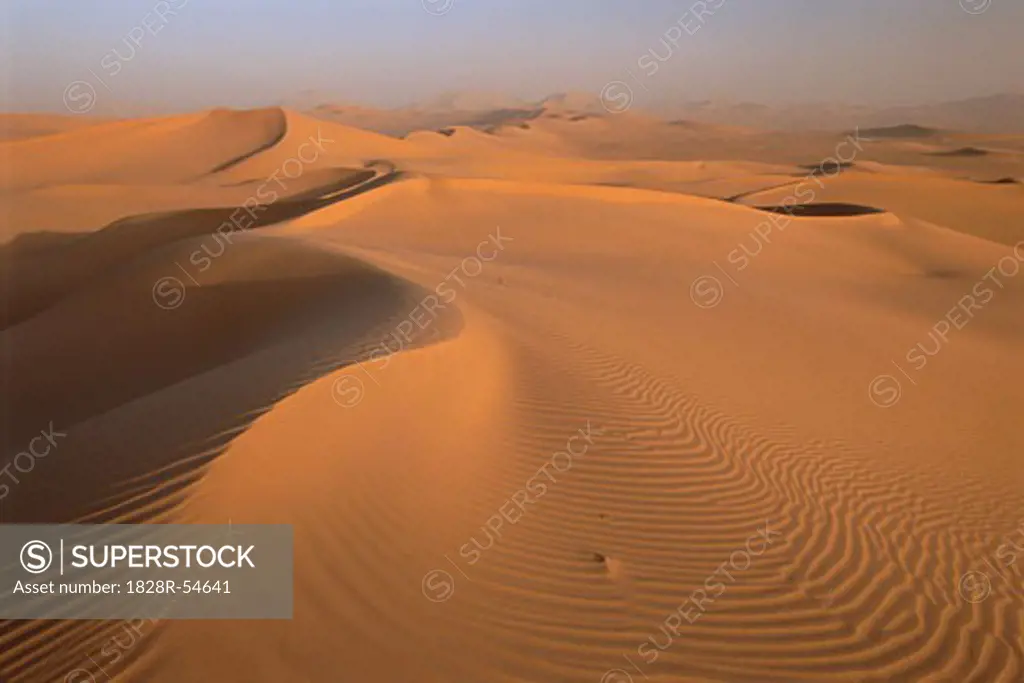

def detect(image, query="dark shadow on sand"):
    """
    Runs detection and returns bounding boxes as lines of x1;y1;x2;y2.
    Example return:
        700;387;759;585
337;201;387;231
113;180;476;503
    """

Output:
800;160;854;176
0;165;402;331
754;202;885;217
856;124;939;139
0;238;463;679
924;147;989;158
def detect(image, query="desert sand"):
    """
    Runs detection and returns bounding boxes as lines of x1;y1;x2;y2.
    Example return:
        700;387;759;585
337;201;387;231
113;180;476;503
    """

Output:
1;103;1024;682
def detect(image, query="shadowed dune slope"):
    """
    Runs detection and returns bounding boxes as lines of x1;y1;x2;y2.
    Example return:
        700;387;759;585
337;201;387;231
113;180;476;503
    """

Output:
0;231;460;520
0;166;387;329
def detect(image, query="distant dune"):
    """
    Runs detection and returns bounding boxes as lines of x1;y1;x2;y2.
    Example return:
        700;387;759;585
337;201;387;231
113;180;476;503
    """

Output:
651;93;1024;134
925;146;990;157
858;124;941;139
0;113;115;141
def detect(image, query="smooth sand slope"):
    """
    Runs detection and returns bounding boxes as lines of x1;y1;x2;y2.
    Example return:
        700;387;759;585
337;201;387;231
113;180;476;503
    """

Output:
2;107;1024;682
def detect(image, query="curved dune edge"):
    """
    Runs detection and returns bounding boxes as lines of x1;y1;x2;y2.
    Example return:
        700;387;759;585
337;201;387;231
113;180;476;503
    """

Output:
0;235;466;679
0;232;462;515
0;164;394;329
0;299;492;682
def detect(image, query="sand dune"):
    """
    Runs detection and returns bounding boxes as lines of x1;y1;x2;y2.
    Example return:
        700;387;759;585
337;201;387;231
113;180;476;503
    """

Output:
653;94;1024;135
2;106;1024;682
859;125;942;140
739;171;1024;246
0;108;287;192
0;113;112;142
925;146;990;158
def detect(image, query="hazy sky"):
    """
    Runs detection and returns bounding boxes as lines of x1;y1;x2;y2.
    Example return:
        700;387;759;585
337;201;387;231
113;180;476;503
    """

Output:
2;0;1022;114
